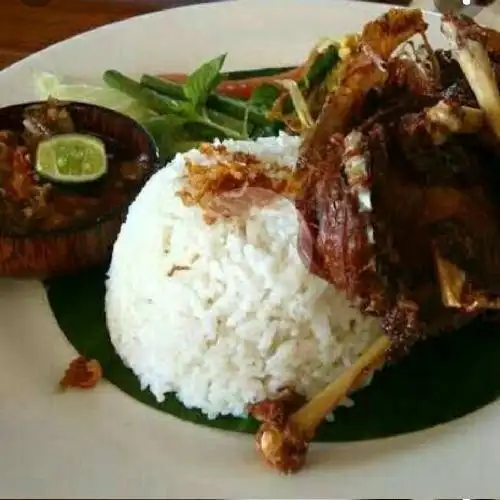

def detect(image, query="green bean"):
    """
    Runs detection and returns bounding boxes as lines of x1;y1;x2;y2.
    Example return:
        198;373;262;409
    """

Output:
223;66;296;81
206;109;247;134
103;70;183;116
304;45;339;88
282;45;339;114
139;76;185;100
139;74;270;126
105;70;245;140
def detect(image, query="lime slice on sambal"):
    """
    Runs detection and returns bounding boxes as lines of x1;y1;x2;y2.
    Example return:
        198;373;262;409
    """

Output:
35;133;107;183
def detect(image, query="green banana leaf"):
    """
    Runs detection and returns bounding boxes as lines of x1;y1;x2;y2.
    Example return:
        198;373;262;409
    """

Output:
45;265;500;442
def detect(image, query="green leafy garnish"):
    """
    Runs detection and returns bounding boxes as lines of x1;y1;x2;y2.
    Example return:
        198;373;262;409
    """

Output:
36;38;344;160
184;53;227;108
304;42;340;88
142;115;193;163
248;83;281;113
243;83;282;137
104;69;246;149
243;43;341;134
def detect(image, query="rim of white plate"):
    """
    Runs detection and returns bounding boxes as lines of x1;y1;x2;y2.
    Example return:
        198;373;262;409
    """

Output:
0;1;497;498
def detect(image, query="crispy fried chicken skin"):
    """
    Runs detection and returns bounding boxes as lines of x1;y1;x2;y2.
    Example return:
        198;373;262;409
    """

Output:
250;10;500;476
296;10;500;358
241;9;500;475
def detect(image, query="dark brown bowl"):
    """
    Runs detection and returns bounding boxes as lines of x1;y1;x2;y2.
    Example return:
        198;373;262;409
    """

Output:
0;101;160;279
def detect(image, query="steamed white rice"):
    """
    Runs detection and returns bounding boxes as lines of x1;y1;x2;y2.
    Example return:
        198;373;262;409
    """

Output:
105;133;382;419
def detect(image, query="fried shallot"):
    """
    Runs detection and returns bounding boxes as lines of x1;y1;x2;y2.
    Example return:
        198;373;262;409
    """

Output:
177;143;302;224
59;356;103;390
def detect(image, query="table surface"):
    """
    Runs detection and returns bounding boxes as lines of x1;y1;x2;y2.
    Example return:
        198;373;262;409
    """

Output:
2;0;223;69
4;0;500;70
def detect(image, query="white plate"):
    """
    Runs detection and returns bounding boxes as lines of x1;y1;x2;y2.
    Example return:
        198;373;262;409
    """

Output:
1;0;498;497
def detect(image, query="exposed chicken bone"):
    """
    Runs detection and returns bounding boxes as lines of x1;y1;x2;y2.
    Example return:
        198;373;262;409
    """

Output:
291;335;390;433
441;15;500;140
253;335;391;474
425;100;484;144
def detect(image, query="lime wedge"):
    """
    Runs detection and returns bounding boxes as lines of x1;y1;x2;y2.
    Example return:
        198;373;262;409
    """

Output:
35;134;107;183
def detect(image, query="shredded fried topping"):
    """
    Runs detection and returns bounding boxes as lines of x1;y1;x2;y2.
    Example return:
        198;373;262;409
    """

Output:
167;264;191;277
177;143;303;224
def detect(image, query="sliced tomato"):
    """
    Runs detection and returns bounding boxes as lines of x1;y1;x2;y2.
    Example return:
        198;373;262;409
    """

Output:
157;67;304;100
216;67;304;100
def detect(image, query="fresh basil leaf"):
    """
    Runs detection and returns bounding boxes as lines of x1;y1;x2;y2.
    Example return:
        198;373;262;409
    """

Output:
184;53;227;108
242;83;281;137
143;115;192;163
143;115;186;141
248;83;281;112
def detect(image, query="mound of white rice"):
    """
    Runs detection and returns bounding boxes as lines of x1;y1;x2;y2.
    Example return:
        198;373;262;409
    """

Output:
105;133;381;419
